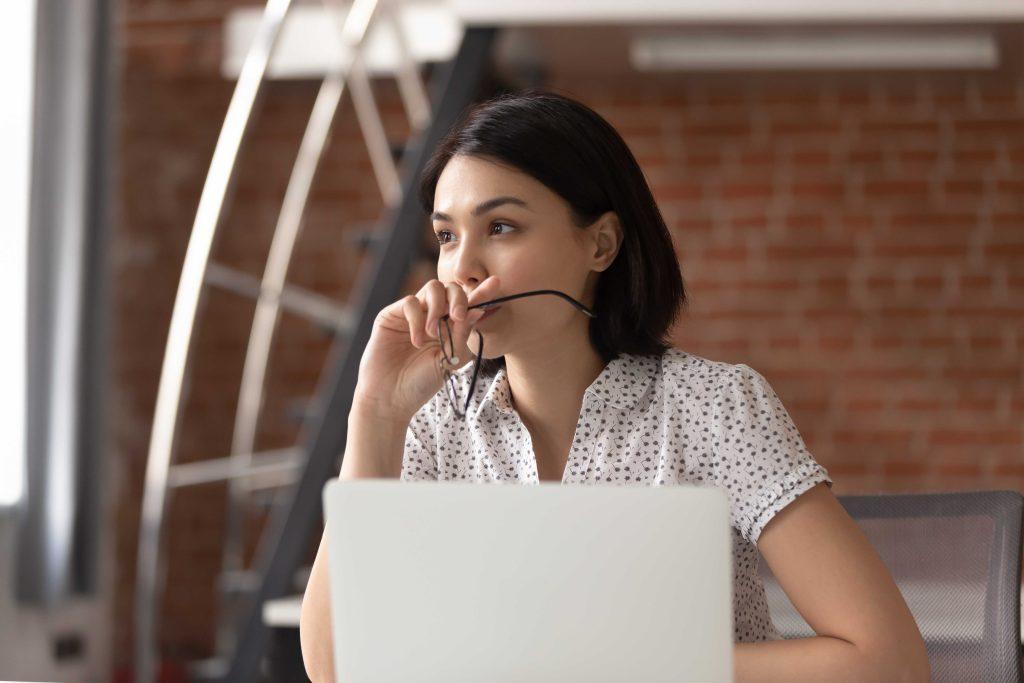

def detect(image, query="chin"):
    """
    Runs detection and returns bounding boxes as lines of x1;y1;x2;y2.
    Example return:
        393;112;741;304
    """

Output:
467;332;504;361
473;349;505;363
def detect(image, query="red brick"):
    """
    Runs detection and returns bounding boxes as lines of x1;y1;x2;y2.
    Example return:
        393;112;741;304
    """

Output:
819;336;855;351
842;367;930;381
953;117;1024;135
760;88;822;107
883;461;928;477
888;210;974;229
846;148;885;165
871;243;969;259
943;367;1020;382
951;148;999;166
936;463;983;478
828;462;873;477
682;121;751;139
685;150;723;167
703;246;751;262
953;397;1000;412
864;179;930;198
946;306;1024;320
736;149;777;167
861;121;940;137
656;182;703;201
770;120;843;137
960;274;994;290
869;336;905;351
759;278;800;292
768;336;801;349
719;181;773;200
675;217;715;233
766;244;857;260
846;398;886;413
790;181;845;200
933;430;1019;446
943;178;987;196
790;150;832;167
984;242;1024;259
993;462;1024;477
896;398;944;411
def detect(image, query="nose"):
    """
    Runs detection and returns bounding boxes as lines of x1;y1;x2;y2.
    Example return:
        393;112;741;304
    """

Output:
446;238;487;292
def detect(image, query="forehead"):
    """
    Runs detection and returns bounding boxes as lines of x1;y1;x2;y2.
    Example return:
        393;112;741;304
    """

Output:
434;155;552;209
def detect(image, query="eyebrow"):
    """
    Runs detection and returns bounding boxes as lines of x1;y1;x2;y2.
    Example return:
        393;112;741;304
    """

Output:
430;196;531;223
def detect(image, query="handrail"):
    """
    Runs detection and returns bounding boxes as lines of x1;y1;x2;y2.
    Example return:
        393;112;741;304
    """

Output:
217;0;395;659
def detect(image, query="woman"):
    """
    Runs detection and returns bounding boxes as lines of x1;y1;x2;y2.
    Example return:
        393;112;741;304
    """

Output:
300;90;929;682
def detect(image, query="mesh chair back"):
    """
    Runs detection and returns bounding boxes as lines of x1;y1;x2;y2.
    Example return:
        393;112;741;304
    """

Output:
757;490;1023;682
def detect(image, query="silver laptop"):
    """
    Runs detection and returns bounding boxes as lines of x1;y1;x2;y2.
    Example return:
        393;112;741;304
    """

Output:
323;479;733;682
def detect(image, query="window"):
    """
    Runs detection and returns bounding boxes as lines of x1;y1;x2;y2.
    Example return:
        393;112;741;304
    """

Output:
0;0;36;507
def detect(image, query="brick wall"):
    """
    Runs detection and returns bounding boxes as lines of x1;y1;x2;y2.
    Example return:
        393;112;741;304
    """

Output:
113;1;1024;675
552;75;1024;495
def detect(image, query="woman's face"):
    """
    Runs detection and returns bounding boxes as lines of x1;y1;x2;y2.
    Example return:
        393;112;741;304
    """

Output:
431;154;610;360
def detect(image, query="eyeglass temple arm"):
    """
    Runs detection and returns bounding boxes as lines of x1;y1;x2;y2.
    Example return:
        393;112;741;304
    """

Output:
439;288;592;419
464;290;597;318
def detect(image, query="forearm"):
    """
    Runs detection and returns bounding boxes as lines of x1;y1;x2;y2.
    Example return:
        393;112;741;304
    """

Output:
734;636;921;683
300;405;409;681
338;402;410;479
300;532;335;683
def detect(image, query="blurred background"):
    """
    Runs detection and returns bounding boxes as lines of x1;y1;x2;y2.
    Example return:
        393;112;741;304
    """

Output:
1;0;1022;681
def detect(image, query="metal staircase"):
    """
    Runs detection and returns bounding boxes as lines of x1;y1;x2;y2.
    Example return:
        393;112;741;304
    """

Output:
132;0;498;679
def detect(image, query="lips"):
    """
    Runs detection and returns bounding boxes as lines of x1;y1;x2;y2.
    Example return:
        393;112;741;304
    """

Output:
478;305;502;320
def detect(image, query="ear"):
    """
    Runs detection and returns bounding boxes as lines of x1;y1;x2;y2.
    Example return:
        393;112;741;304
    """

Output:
589;211;624;273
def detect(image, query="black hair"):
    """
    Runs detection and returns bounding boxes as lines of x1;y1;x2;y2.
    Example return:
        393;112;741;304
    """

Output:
418;88;687;376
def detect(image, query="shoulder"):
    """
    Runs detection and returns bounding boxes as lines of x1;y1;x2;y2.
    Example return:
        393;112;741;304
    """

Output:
657;347;762;399
657;349;790;439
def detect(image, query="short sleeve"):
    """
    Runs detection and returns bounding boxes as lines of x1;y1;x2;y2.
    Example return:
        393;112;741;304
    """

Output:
713;363;833;545
399;397;439;481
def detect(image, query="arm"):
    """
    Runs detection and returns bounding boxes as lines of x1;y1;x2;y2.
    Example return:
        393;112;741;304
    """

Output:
734;483;930;683
299;406;409;683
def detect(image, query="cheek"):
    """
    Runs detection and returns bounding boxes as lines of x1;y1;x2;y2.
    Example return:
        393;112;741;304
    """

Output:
435;253;457;281
527;251;589;289
435;239;586;291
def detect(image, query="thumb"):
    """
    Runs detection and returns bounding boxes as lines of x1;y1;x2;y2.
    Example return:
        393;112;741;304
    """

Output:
441;307;486;369
444;275;501;366
467;275;502;309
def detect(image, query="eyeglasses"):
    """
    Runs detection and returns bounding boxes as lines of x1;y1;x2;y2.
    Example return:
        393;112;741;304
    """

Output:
436;289;597;419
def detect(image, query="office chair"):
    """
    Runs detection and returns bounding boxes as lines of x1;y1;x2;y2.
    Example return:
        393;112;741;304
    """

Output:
758;490;1023;682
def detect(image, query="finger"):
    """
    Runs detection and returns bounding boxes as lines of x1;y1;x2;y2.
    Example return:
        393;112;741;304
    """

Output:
445;281;468;321
422;280;447;340
451;275;501;361
444;310;485;367
401;296;427;348
467;275;502;309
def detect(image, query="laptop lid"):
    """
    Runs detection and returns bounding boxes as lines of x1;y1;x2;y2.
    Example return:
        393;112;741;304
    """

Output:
323;479;733;682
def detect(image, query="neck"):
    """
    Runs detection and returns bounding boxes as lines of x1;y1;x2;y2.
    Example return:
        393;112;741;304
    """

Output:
502;324;607;439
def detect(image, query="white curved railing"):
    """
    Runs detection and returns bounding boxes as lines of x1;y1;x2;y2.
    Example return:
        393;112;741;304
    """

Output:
133;1;431;680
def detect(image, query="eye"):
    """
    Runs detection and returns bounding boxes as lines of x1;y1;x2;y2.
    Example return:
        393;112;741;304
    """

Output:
434;222;515;245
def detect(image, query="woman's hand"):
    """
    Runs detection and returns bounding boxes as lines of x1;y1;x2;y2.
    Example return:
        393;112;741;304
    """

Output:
353;275;501;421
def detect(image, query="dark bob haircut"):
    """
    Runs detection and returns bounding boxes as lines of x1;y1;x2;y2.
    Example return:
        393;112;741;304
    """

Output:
418;89;687;376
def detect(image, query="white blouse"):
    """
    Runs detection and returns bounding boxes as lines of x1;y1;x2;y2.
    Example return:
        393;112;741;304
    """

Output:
399;346;833;642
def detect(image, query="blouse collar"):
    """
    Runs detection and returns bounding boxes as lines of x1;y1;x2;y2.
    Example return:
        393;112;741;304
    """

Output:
460;351;659;421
